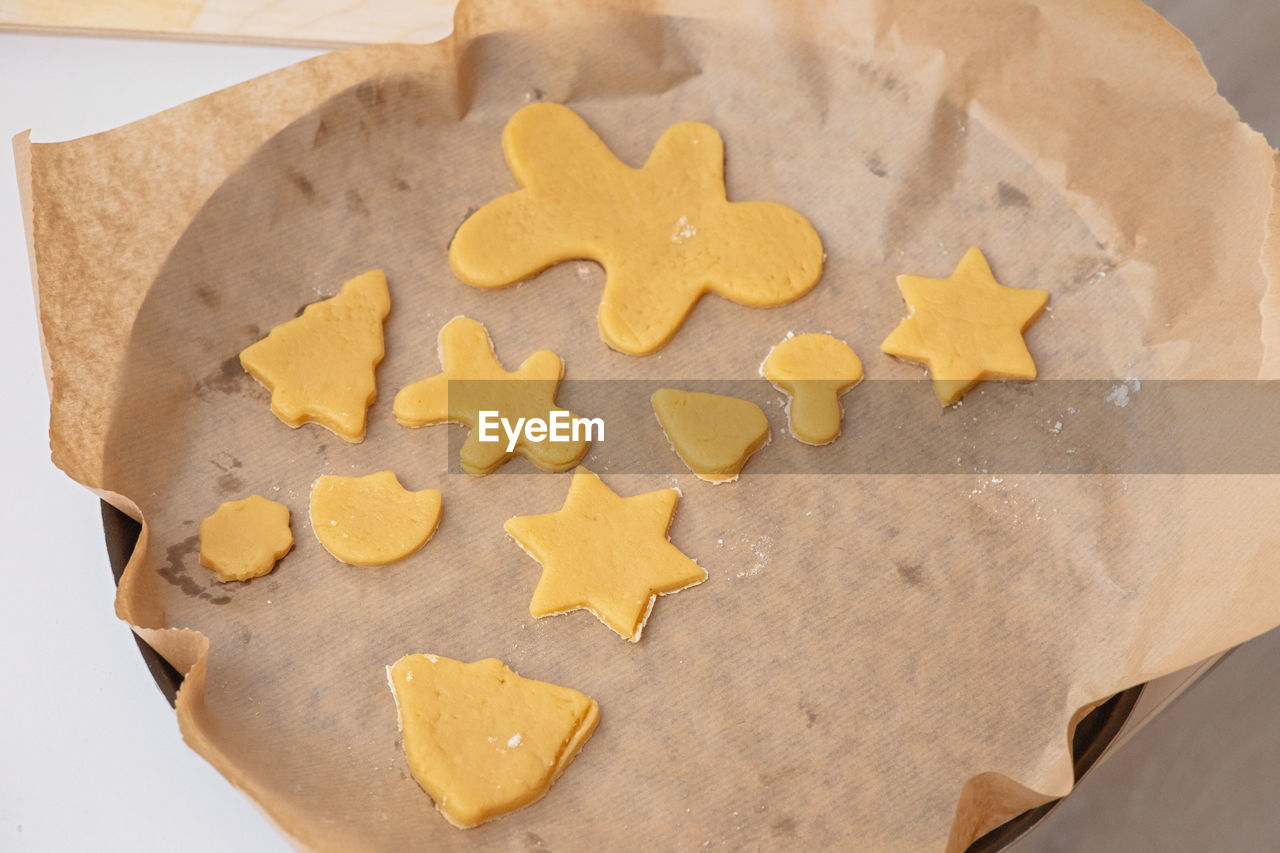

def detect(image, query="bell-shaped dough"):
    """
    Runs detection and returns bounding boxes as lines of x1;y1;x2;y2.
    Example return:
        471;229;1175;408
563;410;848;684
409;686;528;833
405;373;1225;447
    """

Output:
651;389;770;483
388;654;599;828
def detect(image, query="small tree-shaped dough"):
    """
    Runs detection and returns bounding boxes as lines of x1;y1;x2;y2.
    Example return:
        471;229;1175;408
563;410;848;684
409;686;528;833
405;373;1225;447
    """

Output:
239;270;390;441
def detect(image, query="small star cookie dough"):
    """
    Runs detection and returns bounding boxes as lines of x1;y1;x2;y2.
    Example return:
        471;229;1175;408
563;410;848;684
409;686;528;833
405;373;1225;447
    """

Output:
239;270;389;441
449;102;824;355
505;467;706;642
881;248;1048;405
762;333;863;445
393;316;590;476
651;389;770;483
388;654;598;829
198;495;293;582
309;471;442;567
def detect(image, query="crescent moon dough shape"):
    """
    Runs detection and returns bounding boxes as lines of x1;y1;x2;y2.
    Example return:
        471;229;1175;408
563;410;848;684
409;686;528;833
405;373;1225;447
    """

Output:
239;269;390;442
762;333;864;445
388;654;599;829
449;102;825;355
199;495;293;583
309;471;442;567
651;388;771;483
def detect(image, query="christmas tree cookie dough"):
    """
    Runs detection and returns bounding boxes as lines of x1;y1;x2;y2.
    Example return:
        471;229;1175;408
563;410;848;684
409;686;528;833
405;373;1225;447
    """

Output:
881;248;1049;405
309;471;442;567
198;495;293;582
651;389;770;483
449;102;824;355
505;467;706;642
239;270;389;441
393;317;589;476
388;654;598;829
762;333;863;445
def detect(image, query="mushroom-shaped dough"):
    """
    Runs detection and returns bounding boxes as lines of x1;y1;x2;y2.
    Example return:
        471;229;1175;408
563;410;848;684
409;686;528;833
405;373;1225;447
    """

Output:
762;334;863;445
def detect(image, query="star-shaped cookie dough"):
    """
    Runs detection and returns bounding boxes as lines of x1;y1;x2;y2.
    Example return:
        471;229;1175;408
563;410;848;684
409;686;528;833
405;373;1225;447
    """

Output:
450;102;824;355
505;467;706;642
393;317;590;476
881;247;1049;405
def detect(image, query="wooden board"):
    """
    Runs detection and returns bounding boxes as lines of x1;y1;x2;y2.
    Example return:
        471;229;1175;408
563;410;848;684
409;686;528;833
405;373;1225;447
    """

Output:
0;0;456;48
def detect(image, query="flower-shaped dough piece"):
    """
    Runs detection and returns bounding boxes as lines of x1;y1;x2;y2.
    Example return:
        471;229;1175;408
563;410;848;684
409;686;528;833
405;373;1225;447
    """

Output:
651;389;770;483
762;334;863;445
239;270;389;441
450;102;825;355
393;317;590;476
310;471;442;567
505;467;707;642
881;248;1049;405
388;654;599;829
198;495;293;583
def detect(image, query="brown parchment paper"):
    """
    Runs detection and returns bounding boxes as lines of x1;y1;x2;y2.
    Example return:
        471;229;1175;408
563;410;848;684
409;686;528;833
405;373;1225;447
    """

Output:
18;1;1280;850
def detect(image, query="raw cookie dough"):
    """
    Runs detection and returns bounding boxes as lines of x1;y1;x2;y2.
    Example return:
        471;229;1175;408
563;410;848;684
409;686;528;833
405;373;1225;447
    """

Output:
388;654;599;829
449;102;825;355
881;248;1049;405
239;270;389;441
762;333;863;445
198;495;293;582
309;471;442;567
505;467;707;642
393;316;589;476
651;389;770;483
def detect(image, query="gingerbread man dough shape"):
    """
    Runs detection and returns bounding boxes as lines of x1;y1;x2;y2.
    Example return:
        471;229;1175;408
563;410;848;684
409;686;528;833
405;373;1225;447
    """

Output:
393;317;590;476
450;103;825;355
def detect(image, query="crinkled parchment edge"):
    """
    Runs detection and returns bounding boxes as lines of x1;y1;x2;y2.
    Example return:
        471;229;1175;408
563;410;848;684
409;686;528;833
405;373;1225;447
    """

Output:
15;0;1280;850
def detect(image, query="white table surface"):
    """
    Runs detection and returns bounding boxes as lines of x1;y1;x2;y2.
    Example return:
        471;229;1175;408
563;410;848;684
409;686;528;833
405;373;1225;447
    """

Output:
1;3;1277;850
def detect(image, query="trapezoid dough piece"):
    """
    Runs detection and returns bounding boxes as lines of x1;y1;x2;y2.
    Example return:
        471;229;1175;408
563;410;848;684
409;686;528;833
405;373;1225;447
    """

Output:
198;494;293;583
651;388;770;483
762;333;863;445
881;248;1049;405
393;316;590;476
239;269;390;441
504;467;707;642
388;654;599;829
309;471;442;567
449;102;825;355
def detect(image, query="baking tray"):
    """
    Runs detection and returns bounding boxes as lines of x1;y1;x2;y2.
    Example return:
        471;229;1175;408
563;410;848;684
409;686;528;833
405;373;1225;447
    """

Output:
100;499;1142;852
